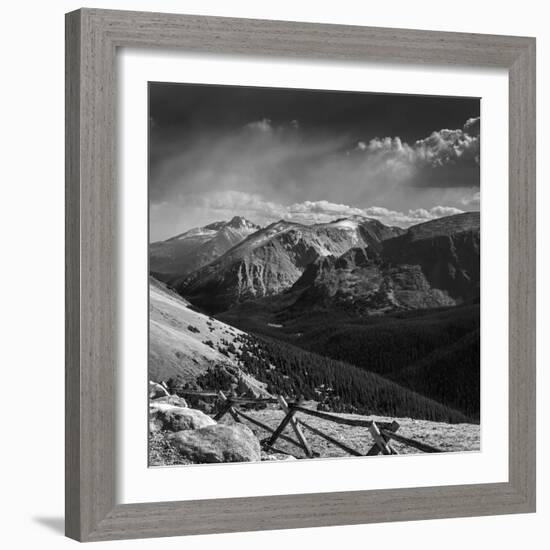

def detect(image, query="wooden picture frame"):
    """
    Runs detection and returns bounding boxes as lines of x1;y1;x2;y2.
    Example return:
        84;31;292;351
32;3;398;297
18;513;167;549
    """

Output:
65;8;536;542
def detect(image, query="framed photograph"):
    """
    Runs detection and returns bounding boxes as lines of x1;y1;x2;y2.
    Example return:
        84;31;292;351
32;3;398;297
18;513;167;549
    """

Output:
65;8;536;542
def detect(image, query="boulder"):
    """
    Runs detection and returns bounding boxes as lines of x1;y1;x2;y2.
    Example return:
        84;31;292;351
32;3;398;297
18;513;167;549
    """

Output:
167;424;261;463
235;374;271;399
149;404;215;432
261;451;297;461
151;395;188;408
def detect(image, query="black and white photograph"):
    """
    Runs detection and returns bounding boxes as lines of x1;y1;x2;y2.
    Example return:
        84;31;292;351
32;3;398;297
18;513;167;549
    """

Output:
148;82;481;466
2;0;542;546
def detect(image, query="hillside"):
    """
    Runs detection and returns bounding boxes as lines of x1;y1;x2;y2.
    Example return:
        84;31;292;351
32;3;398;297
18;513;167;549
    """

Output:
286;212;480;313
150;276;471;423
382;211;480;301
219;303;480;419
289;247;456;314
148;276;268;397
390;329;480;419
236;332;472;423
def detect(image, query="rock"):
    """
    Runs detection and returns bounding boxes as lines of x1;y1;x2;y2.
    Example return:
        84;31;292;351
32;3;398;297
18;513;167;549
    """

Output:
261;451;297;461
235;374;271;399
151;395;188;408
167;424;261;463
149;381;170;399
149;404;215;432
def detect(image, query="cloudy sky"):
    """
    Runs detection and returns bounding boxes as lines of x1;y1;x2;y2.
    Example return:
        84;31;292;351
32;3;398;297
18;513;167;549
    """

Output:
149;82;480;241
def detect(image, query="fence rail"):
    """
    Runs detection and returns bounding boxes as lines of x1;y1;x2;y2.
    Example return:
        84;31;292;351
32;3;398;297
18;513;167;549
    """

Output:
380;428;441;453
290;404;395;431
164;389;444;458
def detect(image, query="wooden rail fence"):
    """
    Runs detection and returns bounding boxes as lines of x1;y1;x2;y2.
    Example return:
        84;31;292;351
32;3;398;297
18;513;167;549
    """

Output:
167;388;442;458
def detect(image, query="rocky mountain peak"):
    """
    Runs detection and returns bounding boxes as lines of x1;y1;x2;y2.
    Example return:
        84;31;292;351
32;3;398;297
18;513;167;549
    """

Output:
226;216;259;230
150;217;261;282
203;220;227;232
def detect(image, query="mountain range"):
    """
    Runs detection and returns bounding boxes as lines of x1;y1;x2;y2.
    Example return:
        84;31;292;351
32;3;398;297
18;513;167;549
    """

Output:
149;210;480;421
288;211;480;314
169;217;403;312
154;212;479;314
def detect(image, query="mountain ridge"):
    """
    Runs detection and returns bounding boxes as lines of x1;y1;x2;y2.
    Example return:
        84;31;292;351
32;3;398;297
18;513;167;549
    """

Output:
150;216;260;282
174;216;404;312
287;212;479;313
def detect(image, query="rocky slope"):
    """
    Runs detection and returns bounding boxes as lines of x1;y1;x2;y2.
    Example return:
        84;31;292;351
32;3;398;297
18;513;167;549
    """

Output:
175;217;403;313
150;216;260;282
149;391;263;465
149;391;480;466
149;276;268;396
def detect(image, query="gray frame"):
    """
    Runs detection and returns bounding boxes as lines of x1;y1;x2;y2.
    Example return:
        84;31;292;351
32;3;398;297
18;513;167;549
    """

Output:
65;8;536;542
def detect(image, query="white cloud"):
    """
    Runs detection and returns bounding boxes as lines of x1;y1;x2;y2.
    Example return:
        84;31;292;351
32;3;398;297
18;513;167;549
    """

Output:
289;200;364;217
363;205;464;227
187;192;464;229
286;200;464;227
364;118;480;170
150;117;480;239
244;118;273;132
414;129;479;167
190;190;286;220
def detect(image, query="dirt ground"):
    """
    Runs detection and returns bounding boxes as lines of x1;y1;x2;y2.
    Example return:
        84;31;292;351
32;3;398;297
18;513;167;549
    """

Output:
220;406;480;459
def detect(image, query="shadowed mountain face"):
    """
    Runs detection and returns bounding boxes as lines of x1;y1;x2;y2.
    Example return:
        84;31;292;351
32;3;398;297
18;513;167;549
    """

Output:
174;217;403;313
150;216;260;282
381;212;480;302
289;212;480;313
172;212;479;316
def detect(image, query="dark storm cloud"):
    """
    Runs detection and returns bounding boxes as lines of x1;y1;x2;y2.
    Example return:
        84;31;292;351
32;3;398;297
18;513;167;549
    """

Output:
149;83;480;240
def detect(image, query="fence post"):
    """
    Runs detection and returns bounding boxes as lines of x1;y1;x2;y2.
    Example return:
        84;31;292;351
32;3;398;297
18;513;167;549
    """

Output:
264;407;298;450
213;390;241;423
386;420;400;454
277;396;314;458
232;408;305;452
367;421;393;455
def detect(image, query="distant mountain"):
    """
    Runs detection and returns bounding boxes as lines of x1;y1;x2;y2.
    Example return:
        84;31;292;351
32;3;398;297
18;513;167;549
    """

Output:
382;212;480;302
290;248;455;313
150;216;260;282
289;212;480;313
174;217;403;313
